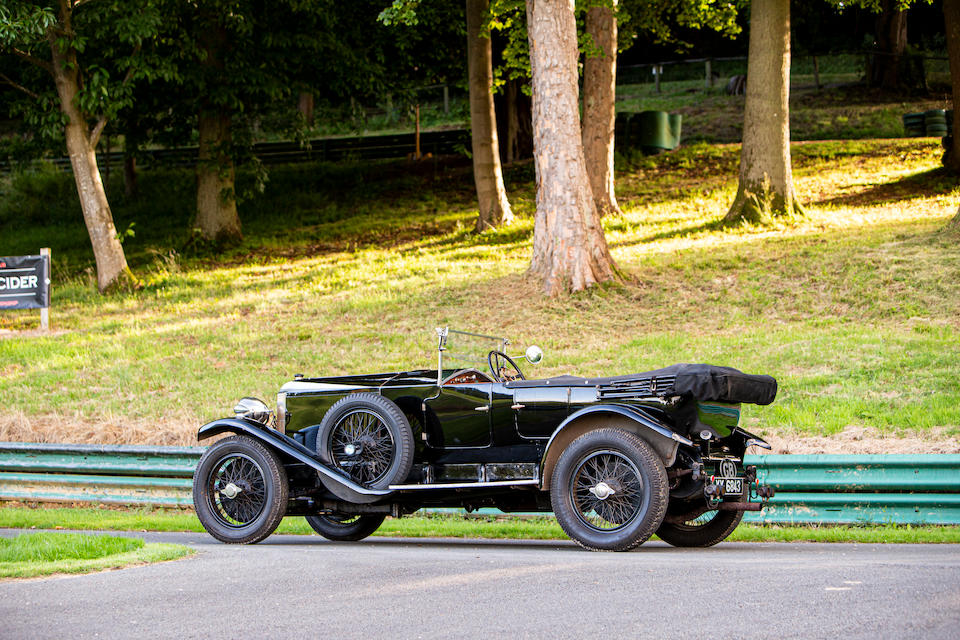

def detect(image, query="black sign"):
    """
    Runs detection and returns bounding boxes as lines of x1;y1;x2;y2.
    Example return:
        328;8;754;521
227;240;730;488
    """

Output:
0;255;50;310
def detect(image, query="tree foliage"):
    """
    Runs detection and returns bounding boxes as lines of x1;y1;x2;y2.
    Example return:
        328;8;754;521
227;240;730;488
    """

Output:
0;0;166;148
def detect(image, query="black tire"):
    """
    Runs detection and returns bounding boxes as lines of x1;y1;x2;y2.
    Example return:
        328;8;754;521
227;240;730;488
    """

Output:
304;513;386;541
657;508;744;548
317;392;414;489
193;435;288;544
550;428;668;552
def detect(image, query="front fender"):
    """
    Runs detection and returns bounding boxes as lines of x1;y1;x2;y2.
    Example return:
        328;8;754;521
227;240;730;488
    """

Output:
539;404;694;491
197;418;392;504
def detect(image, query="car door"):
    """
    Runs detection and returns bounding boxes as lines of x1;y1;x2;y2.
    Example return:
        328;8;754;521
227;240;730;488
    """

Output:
513;386;570;439
424;376;492;448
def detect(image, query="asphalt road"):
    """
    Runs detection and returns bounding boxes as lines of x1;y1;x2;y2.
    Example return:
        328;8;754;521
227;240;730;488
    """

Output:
1;529;958;640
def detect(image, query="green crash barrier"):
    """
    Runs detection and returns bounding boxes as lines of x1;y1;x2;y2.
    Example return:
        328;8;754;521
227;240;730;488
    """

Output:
744;492;960;526
747;454;960;493
0;444;958;525
742;454;960;526
0;472;193;506
0;442;200;477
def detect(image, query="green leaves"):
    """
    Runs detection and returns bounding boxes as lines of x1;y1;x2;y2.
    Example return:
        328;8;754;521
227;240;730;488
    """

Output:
378;0;423;26
0;2;57;47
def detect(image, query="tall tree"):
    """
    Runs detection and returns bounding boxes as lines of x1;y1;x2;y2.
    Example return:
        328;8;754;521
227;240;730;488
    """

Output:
192;14;240;243
0;0;155;291
943;0;960;175
724;0;802;224
582;0;621;217
869;0;909;89
526;0;618;294
466;0;514;231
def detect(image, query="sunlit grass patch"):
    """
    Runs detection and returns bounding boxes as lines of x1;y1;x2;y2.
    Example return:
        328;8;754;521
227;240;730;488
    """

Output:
0;531;191;579
728;524;960;544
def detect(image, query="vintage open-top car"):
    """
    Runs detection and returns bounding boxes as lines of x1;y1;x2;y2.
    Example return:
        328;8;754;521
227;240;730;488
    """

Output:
193;328;777;551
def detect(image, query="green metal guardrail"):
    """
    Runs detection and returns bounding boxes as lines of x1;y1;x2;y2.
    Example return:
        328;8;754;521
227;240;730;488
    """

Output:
1;443;958;525
745;454;960;526
0;442;196;507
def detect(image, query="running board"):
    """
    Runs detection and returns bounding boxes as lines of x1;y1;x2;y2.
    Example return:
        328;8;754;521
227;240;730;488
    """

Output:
388;479;540;491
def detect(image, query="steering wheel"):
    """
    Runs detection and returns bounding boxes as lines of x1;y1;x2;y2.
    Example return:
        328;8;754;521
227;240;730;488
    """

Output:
488;350;526;382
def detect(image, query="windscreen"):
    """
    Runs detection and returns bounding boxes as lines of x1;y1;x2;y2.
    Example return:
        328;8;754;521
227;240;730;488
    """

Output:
438;328;509;370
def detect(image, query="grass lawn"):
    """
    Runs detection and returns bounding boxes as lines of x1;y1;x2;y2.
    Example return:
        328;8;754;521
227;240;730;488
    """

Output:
0;136;958;450
0;530;192;579
1;505;957;545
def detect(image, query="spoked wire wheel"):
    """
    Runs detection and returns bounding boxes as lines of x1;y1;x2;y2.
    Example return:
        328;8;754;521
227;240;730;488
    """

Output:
550;428;667;551
674;510;722;528
317;393;414;491
570;450;646;532
304;512;387;542
657;506;744;548
208;453;267;527
192;436;288;544
328;409;397;486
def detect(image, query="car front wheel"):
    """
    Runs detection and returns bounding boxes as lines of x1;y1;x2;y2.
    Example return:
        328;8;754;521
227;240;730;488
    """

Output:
550;428;668;551
193;435;288;544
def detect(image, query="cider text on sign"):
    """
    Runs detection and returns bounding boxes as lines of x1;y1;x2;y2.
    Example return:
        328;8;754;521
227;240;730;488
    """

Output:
0;275;39;290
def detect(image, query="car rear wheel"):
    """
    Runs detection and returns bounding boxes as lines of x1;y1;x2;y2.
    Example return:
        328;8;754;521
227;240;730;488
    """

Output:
317;393;414;489
657;508;744;547
193;435;288;544
550;428;668;551
304;513;386;541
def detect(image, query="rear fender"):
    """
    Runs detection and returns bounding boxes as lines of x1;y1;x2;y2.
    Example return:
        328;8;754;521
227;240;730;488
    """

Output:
722;426;772;457
198;418;391;504
539;405;694;491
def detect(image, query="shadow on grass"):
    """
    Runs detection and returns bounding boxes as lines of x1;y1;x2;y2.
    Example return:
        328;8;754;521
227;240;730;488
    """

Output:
814;167;957;208
609;218;727;249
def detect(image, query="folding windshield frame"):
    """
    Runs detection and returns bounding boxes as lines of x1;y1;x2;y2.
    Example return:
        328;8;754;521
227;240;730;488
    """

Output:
435;327;510;385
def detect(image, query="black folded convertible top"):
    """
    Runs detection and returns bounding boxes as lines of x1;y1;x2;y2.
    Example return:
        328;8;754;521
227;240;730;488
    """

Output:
663;363;777;405
506;363;778;406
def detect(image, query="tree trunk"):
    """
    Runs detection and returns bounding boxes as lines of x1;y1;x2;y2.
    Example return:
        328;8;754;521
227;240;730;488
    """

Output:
123;154;138;199
195;108;241;242
194;21;240;243
47;20;134;293
870;0;908;90
526;0;618;295
496;78;533;164
298;92;315;126
123;133;139;199
943;0;960;175
467;0;514;231
582;0;621;217
723;0;801;225
502;81;519;164
948;205;960;233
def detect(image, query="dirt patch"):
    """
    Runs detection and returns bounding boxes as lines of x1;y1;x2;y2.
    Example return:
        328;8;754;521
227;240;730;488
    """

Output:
0;411;200;447
756;425;960;455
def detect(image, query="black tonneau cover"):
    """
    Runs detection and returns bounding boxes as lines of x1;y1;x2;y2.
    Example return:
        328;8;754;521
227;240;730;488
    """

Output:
506;363;777;405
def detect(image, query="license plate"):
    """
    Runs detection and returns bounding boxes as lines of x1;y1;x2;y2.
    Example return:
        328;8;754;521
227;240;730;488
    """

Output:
722;478;743;495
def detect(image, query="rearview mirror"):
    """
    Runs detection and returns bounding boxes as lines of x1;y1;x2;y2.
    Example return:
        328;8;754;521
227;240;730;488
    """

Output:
525;345;543;365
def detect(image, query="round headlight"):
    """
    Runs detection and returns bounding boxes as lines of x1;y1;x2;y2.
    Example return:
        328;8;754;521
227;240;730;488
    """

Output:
233;397;273;425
